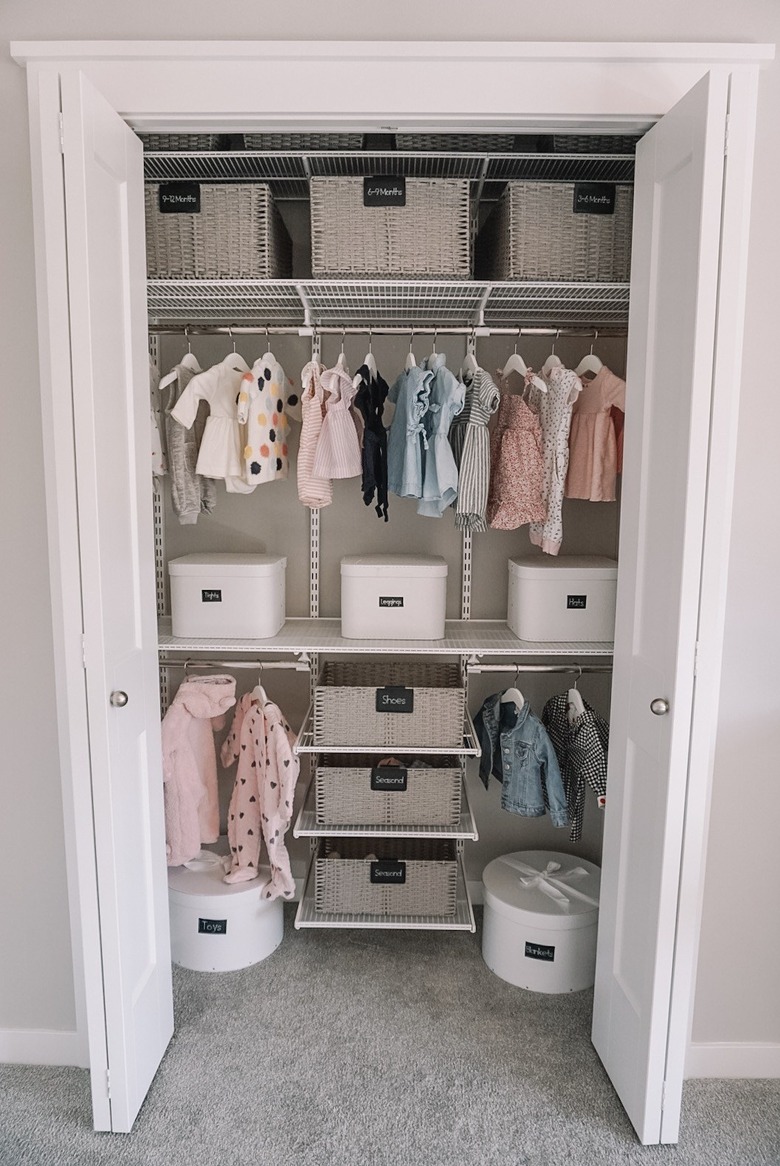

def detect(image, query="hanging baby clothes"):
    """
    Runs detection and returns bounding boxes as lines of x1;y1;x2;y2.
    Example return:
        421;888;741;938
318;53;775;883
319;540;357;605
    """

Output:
161;674;237;867
450;367;500;533
159;353;217;525
527;365;582;555
474;691;569;827
297;360;333;509
150;356;166;477
238;351;301;486
312;363;363;480
542;691;609;842
220;691;300;899
486;372;547;530
416;352;464;518
354;363;390;521
612;405;625;474
386;363;433;498
171;352;254;493
565;365;626;502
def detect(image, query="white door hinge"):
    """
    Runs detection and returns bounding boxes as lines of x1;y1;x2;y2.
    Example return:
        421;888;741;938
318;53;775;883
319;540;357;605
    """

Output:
81;634;87;669
58;112;65;154
106;1069;111;1099
693;640;700;678
661;1079;667;1112
724;114;730;157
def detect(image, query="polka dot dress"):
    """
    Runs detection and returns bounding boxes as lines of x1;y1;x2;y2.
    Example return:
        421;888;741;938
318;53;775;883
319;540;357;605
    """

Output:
237;351;300;486
527;365;582;555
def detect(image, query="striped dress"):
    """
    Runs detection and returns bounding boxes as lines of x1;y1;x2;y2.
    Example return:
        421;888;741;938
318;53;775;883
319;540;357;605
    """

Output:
450;368;500;532
312;364;362;480
297;360;333;508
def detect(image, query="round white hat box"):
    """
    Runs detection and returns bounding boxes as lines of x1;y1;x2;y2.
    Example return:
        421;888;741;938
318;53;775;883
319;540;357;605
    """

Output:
168;858;283;973
482;850;601;993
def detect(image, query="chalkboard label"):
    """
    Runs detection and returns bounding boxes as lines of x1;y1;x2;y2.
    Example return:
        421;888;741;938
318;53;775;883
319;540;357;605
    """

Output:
370;859;407;885
371;766;408;792
375;686;414;714
201;589;222;603
567;594;587;609
364;176;406;207
573;182;616;215
159;182;201;214
198;918;227;935
525;941;555;961
379;596;404;608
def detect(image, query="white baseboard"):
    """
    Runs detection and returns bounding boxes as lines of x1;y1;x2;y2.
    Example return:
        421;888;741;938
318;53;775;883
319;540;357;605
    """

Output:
0;1027;84;1067
686;1041;780;1079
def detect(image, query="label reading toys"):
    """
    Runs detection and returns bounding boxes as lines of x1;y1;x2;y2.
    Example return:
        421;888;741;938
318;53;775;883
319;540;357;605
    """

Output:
159;182;201;214
572;182;616;215
371;766;408;792
363;176;406;207
370;860;407;885
375;686;414;714
566;594;587;610
525;941;555;961
198;918;227;935
201;589;223;603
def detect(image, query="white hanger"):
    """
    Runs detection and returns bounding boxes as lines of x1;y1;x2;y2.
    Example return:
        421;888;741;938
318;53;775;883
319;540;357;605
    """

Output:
575;332;603;378
461;330;478;379
542;332;562;376
337;328;349;373
252;665;268;705
260;324;275;366
363;327;378;379
405;328;417;371
500;333;547;394
500;666;525;711
567;664;585;723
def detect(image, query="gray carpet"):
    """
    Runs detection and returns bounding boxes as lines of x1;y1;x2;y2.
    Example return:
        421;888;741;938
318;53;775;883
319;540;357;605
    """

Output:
2;908;778;1166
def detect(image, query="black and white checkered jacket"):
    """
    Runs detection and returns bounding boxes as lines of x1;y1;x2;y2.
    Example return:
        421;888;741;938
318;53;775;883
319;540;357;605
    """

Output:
541;692;609;843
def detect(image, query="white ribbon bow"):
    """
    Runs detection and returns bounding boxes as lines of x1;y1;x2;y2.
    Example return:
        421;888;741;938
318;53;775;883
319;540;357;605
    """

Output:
498;857;598;912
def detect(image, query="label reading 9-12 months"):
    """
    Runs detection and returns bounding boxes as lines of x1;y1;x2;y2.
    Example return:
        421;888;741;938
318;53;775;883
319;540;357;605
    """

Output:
159;182;201;214
375;686;414;714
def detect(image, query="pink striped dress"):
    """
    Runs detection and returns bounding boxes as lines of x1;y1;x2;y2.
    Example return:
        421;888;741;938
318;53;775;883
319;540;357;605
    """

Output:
312;364;362;480
297;361;333;508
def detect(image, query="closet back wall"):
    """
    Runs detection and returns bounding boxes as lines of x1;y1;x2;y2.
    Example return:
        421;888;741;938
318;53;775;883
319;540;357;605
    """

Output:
2;0;778;1075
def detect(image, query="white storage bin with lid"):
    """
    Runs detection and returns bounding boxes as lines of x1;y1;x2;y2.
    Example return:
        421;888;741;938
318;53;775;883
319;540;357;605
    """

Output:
168;853;283;972
507;554;618;642
169;553;286;639
482;850;601;993
340;554;448;640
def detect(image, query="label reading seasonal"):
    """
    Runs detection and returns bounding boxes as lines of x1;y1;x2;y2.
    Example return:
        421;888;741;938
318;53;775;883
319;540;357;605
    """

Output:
201;589;223;603
370;859;407;885
364;176;406;207
371;766;408;792
567;594;587;609
198;918;227;935
572;182;616;215
379;596;404;608
525;941;555;961
159;182;201;214
375;686;414;714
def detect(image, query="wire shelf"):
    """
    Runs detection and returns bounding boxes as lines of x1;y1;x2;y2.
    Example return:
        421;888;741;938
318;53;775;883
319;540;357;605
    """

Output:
294;850;476;930
147;279;630;327
293;777;479;840
294;707;481;757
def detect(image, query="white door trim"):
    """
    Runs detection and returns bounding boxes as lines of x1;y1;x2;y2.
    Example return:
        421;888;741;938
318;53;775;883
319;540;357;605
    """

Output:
12;40;769;1140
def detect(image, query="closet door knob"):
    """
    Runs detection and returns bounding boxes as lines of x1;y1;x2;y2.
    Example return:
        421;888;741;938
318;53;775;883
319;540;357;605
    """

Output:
650;698;669;716
110;690;129;708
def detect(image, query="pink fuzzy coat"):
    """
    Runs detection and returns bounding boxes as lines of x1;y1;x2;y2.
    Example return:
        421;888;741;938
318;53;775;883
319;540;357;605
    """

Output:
161;674;236;867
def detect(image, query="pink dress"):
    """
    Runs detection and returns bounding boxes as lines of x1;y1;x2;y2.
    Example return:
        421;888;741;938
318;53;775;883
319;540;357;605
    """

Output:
297;360;333;508
565;365;626;502
486;387;547;530
312;364;362;480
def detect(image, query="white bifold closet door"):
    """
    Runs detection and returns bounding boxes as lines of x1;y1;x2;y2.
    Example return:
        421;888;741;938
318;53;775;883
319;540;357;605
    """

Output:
60;71;173;1133
591;70;729;1145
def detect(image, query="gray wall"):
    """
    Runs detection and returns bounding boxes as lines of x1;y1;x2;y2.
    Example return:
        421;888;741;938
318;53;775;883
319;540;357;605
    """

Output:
1;0;778;1063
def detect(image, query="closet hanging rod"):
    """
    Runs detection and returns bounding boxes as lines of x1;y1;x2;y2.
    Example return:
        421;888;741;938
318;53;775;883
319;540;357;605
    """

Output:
147;324;627;339
159;657;311;672
466;663;612;675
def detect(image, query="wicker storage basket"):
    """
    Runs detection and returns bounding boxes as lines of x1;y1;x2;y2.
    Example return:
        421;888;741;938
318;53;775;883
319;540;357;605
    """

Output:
551;134;638;155
396;133;516;152
144;183;292;279
313;662;465;750
140;133;222;151
482;181;633;282
243;133;363;150
315;839;458;916
315;755;461;827
310;177;472;279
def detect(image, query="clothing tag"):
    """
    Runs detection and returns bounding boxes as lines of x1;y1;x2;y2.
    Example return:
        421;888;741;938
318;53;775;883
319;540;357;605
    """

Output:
379;596;404;608
364;176;406;207
370;859;406;885
525;941;555;961
598;795;607;809
371;766;408;792
159;182;201;214
375;686;414;714
198;918;227;935
201;589;222;603
573;182;616;215
566;594;587;609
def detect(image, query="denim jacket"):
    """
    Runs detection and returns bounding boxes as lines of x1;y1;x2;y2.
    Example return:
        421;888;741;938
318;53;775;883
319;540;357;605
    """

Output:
474;693;569;827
